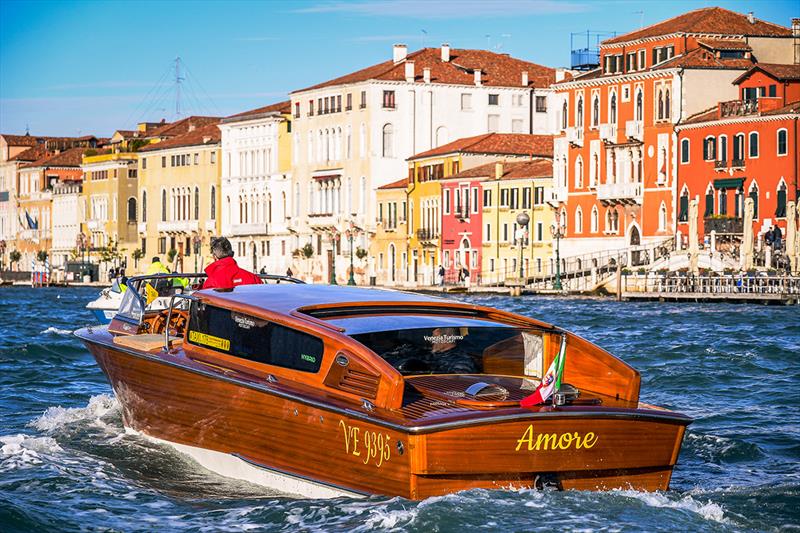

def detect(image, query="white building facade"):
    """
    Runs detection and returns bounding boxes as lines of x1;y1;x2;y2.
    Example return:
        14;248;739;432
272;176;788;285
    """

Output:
51;181;84;269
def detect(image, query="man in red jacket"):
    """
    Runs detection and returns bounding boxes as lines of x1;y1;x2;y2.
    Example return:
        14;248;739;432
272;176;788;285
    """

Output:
202;237;261;289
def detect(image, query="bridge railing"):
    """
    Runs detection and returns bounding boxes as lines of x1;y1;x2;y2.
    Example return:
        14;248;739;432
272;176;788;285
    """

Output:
622;274;800;295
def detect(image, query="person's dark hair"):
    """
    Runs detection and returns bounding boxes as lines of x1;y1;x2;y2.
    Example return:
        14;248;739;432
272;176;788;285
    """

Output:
152;256;160;263
210;237;234;259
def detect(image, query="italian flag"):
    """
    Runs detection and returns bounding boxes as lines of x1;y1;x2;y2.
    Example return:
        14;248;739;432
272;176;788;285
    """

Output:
520;336;566;408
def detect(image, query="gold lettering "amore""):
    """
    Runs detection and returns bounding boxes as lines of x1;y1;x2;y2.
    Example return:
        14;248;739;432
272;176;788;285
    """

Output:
515;424;599;452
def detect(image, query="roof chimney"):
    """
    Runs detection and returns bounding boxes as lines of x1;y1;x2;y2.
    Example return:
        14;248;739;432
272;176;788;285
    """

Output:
441;43;450;62
393;44;407;63
747;11;755;24
188;122;196;133
474;69;482;86
521;71;529;86
423;67;431;83
495;161;504;180
405;60;415;82
555;68;567;82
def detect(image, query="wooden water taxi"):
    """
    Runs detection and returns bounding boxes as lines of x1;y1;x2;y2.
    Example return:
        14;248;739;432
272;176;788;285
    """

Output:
76;274;691;499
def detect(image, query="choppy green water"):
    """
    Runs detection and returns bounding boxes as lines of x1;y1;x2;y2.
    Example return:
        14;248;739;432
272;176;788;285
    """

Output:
1;287;798;531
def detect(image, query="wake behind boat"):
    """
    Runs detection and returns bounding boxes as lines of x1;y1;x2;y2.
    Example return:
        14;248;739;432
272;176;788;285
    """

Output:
75;274;691;499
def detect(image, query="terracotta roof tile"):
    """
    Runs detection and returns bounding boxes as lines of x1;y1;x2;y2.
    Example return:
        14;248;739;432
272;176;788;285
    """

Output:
653;47;753;71
603;7;791;45
144;116;221;140
733;63;800;84
225;100;291;121
448;159;553;180
139;123;221;152
681;99;800;125
697;38;752;51
294;47;555;93
0;134;39;147
377;177;408;190
409;133;553;160
20;147;86;168
8;144;50;162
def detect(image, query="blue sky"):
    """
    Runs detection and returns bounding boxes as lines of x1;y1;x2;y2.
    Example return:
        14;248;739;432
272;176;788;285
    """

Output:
0;0;796;136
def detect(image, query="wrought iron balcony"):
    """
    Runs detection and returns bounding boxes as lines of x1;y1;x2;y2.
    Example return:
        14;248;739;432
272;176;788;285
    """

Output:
416;228;439;241
731;158;745;169
714;160;727;170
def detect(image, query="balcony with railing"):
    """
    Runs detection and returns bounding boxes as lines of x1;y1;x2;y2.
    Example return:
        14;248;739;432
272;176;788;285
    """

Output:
596;182;643;204
625;120;643;141
416;228;439;242
230;222;269;236
599;123;617;143
156;220;199;233
714;159;727;170
717;97;782;119
565;127;583;147
704;216;743;235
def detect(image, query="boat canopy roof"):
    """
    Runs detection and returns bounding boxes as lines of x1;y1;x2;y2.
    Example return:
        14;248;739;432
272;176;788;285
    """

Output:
328;315;516;335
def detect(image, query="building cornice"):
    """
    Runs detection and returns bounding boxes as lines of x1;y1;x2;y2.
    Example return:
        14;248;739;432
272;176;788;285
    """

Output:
555;68;678;90
676;113;799;130
600;32;790;49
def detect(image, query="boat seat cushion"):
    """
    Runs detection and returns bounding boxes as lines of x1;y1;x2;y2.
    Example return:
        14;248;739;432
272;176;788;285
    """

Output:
113;333;182;352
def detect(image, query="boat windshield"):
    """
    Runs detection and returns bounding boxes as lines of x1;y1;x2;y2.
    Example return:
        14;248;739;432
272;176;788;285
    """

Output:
351;325;544;377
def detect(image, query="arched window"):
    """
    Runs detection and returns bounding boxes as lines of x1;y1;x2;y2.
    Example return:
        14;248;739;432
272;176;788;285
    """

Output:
141;190;147;223
719;135;728;162
591;206;599;233
776;181;787;218
609;92;617;124
194;187;199;220
657;89;664;120
576;96;583;127
665;89;671;119
560;208;567;236
562;100;568;129
748;132;759;158
635;89;643;121
703;136;716;160
678;188;689;222
575;206;583;234
382;124;393;158
733;133;745;162
574;156;583;188
161;189;167;222
590;153;598;187
777;129;788;155
210;186;216;220
435;126;448;147
680;138;690;164
127;197;137;223
658;202;667;231
704;184;714;217
360;176;367;213
749;182;759;219
719;188;728;216
592;95;599;127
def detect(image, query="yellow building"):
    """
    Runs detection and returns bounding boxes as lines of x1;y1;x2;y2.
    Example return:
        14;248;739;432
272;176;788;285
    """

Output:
450;159;555;283
371;178;408;286
137;122;222;274
404;133;553;285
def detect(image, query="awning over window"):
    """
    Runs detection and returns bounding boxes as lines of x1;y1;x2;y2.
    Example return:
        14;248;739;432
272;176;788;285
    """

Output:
713;178;744;190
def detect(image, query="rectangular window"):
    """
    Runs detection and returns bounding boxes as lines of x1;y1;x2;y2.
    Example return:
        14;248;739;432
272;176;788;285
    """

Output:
161;156;166;168
485;223;491;241
488;94;499;106
749;133;759;158
768;85;777;97
500;188;509;207
638;49;645;70
503;223;508;242
318;97;323;113
382;90;395;109
522;187;531;209
210;152;216;164
487;114;500;132
461;93;472;110
158;237;166;254
443;189;450;214
535;96;547;112
194;153;199;165
294;102;300;118
534;186;544;205
652;47;659;65
777;129;788;155
336;95;342;112
483;189;492;207
308;100;314;116
472;188;479;214
346;93;352;111
142;158;147;170
536;222;543;241
188;305;324;373
510;188;519;209
360;90;367;108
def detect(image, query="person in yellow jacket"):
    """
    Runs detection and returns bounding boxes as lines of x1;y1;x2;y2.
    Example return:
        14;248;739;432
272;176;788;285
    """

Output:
146;256;170;275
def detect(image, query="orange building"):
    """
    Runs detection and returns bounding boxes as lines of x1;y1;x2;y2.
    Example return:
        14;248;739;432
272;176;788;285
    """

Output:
552;8;795;258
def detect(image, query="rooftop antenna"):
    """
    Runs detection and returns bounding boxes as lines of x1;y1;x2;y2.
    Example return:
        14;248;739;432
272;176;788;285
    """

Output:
25;123;30;135
420;28;427;48
633;10;644;28
174;56;185;119
500;33;512;52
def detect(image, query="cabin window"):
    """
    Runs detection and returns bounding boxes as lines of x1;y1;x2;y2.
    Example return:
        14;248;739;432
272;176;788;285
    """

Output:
188;304;324;373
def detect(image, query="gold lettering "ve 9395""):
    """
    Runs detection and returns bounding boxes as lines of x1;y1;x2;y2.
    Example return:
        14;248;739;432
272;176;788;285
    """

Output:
515;424;599;452
339;420;391;467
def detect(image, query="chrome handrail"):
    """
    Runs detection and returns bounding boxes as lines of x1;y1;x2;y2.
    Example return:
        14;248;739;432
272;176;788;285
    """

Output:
164;292;197;352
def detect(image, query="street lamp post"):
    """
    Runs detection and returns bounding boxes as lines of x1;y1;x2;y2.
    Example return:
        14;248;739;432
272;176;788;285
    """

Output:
192;234;201;273
329;231;338;285
551;211;567;291
515;212;530;281
346;223;357;285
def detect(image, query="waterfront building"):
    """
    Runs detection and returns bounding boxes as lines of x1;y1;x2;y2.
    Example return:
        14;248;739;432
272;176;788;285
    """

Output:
218;101;293;275
402;133;553;285
372;178;408;286
443;159;555;284
17;148;86;270
675;64;799;262
553;7;795;260
137;122;222;274
0;135;42;267
289;43;560;283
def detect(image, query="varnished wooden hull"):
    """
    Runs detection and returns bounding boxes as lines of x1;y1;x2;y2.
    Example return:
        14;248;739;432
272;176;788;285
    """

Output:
81;331;689;499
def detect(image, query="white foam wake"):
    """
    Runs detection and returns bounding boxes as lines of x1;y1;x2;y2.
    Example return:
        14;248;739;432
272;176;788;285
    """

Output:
40;326;73;335
29;394;118;432
613;489;728;524
0;434;63;472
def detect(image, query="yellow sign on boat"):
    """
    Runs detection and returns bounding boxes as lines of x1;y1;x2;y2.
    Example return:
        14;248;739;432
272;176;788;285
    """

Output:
188;331;231;351
144;283;159;306
515;424;599;452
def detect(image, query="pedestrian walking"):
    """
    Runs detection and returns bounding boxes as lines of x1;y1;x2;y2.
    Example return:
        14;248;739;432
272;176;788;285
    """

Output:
438;265;445;286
